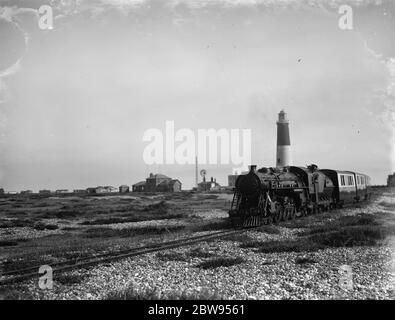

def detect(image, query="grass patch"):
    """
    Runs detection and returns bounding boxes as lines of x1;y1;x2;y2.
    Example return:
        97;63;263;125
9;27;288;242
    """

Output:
33;223;59;231
243;214;392;254
79;212;184;225
0;240;19;247
106;285;222;300
224;233;255;243
195;219;232;232
295;256;318;265
84;225;185;238
196;256;245;269
256;225;281;234
300;214;378;237
0;219;34;228
55;273;87;285
308;225;387;247
61;226;78;231
156;251;188;262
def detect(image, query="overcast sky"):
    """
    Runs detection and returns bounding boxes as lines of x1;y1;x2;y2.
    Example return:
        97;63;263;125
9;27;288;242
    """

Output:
0;0;394;191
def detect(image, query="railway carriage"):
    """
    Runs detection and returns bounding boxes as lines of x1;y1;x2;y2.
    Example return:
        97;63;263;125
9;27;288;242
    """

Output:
320;169;371;206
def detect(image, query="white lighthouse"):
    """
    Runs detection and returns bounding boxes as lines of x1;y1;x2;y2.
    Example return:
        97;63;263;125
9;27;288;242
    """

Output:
276;109;292;167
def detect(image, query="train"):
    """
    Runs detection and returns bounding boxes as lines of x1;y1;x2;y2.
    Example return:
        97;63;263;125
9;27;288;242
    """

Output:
228;164;371;227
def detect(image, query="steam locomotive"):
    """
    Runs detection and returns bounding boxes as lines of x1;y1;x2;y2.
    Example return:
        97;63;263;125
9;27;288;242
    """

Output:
228;164;371;227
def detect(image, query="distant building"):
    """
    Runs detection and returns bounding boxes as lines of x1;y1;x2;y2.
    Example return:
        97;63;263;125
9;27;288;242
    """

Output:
156;179;182;192
86;186;118;194
86;187;96;194
132;181;146;192
388;173;395;187
104;186;118;193
133;173;182;192
0;188;4;194
95;186;107;193
56;189;69;194
20;190;33;194
39;189;51;195
145;173;171;192
7;191;18;194
198;177;221;192
73;189;86;194
119;185;130;193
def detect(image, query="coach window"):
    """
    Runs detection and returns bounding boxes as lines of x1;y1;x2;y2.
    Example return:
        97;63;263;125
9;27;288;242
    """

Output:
340;175;345;186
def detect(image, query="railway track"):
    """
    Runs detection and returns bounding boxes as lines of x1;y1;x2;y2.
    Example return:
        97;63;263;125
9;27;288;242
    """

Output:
0;228;254;286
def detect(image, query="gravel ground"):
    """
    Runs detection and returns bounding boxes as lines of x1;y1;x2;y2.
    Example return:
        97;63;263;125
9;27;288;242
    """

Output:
1;193;394;300
13;237;393;300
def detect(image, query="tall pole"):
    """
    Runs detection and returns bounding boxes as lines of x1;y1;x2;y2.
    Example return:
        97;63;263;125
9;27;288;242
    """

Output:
195;156;198;188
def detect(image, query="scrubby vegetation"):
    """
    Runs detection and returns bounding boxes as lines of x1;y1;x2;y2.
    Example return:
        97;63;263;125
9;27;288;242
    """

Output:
239;213;393;253
84;225;185;238
106;284;223;300
196;256;245;269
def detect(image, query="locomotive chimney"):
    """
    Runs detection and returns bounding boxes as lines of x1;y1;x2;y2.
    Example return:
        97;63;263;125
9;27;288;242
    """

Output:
276;109;292;167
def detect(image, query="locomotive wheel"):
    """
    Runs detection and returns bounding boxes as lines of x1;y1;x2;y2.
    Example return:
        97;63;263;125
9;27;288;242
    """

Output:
289;207;296;220
272;212;280;224
279;209;284;221
280;207;286;221
284;208;291;221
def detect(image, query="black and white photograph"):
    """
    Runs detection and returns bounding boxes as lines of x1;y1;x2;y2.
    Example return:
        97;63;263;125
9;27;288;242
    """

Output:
0;0;394;305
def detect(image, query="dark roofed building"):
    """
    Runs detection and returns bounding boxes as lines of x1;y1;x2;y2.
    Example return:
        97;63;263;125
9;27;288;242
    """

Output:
133;174;182;192
388;173;395;187
73;189;86;194
132;181;146;192
145;173;171;192
156;179;182;192
86;187;96;194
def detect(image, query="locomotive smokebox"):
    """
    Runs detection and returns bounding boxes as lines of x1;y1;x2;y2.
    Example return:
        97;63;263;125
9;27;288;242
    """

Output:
276;109;292;167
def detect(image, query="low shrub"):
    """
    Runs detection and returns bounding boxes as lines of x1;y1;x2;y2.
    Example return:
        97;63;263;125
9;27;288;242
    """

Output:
84;225;185;238
196;256;245;269
106;284;222;300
